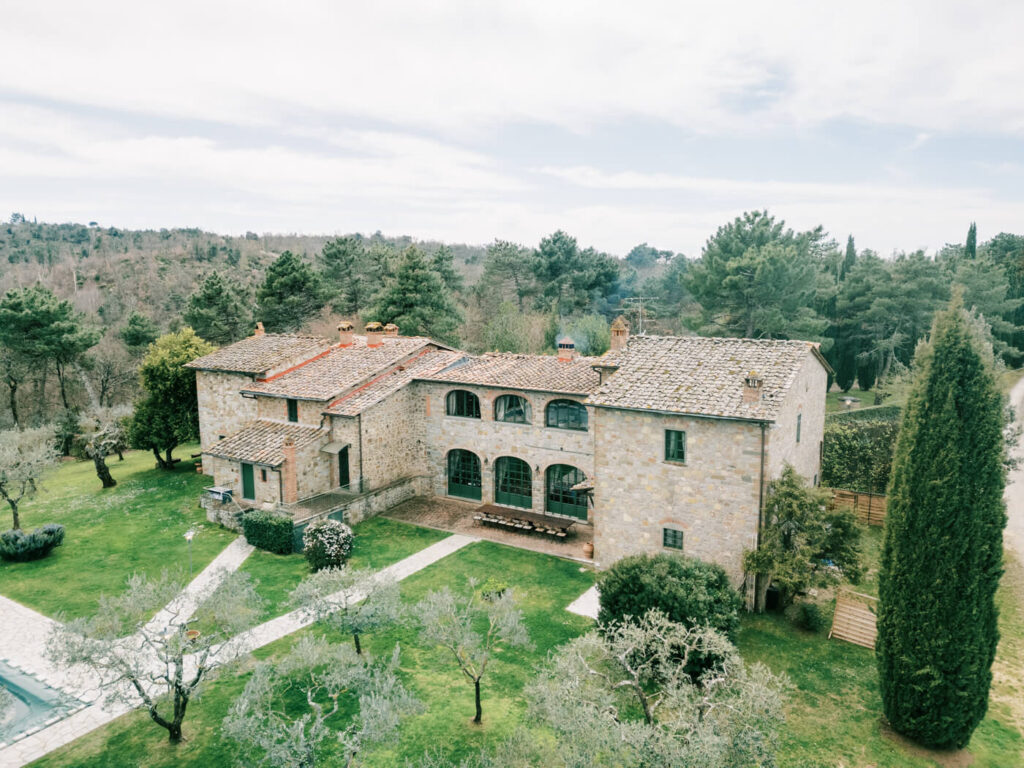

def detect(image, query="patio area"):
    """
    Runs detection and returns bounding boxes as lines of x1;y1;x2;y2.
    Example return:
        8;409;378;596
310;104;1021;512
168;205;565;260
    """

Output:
383;497;595;563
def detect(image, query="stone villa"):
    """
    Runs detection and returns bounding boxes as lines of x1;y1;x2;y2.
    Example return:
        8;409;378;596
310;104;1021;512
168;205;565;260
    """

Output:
187;319;829;583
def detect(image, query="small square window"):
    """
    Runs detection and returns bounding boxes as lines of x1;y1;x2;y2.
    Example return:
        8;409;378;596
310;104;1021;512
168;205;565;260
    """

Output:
665;430;686;463
663;528;684;550
287;399;299;423
260;469;267;482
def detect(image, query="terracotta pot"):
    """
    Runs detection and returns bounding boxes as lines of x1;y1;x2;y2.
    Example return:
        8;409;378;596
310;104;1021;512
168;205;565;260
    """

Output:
582;541;594;559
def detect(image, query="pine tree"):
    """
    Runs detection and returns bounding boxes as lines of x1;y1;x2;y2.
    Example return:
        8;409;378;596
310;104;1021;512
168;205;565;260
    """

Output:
184;272;252;346
876;295;1006;749
966;222;977;260
431;245;465;294
369;246;462;345
320;236;378;315
120;312;159;351
255;251;323;333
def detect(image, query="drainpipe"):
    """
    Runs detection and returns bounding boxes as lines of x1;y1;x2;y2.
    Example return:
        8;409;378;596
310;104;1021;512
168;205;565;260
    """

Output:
357;413;365;493
756;421;767;547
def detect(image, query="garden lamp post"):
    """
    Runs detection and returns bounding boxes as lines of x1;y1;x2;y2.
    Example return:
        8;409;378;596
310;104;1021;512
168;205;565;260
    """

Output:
184;528;196;578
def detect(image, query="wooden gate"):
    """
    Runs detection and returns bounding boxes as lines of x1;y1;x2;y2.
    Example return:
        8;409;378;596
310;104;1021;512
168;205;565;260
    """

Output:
829;590;878;649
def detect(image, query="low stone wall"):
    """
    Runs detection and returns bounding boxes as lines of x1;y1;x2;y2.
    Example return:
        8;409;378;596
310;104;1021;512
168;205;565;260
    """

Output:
201;496;246;532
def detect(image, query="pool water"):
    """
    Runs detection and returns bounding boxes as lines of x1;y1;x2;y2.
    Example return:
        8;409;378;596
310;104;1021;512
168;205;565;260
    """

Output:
0;660;79;744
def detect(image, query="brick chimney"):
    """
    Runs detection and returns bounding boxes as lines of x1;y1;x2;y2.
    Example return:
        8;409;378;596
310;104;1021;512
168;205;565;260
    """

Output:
743;371;764;404
254;321;265;337
337;321;354;347
557;337;577;363
384;323;399;337
610;316;629;352
281;437;297;504
365;322;384;348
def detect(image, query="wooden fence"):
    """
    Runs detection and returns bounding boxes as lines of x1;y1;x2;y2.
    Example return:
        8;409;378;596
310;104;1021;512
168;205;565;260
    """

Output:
829;590;878;650
827;488;887;526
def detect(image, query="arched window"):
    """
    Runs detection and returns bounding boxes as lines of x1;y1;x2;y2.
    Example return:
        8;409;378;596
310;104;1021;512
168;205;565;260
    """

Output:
494;394;531;424
545;465;588;519
545;399;588;431
447;450;482;501
446;390;480;418
494;456;532;509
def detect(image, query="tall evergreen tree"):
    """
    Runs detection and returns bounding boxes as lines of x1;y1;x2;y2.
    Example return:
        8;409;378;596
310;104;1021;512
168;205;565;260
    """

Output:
320;236;379;315
877;296;1006;749
840;235;857;280
183;272;251;346
431;245;465;294
255;251;323;332
120;312;159;351
965;222;977;260
369;246;462;345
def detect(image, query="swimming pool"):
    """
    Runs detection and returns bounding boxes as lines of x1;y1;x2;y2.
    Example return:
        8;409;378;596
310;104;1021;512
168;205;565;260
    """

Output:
0;660;80;745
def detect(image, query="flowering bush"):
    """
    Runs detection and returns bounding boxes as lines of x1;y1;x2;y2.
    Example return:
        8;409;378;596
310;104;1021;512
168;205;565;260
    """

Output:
302;519;353;572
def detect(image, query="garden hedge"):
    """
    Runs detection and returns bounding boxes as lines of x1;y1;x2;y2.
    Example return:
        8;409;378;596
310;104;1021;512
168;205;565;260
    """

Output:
241;510;293;555
820;415;900;494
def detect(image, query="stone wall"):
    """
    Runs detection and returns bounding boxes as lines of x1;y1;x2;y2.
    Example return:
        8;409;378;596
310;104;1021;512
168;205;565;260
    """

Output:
591;407;762;583
765;350;828;485
294;474;431;529
359;386;428;491
207;454;283;509
419;381;595;519
195;371;258;455
256;395;329;427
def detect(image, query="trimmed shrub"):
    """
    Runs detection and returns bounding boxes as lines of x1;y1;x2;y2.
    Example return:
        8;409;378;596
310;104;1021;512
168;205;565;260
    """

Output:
302;519;353;572
479;577;509;602
0;524;66;562
786;601;828;633
597;554;742;638
241;510;293;555
821;417;900;494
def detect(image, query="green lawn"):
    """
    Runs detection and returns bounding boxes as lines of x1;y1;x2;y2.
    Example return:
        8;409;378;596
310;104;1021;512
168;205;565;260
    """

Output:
0;447;236;619
30;540;599;768
237;517;450;619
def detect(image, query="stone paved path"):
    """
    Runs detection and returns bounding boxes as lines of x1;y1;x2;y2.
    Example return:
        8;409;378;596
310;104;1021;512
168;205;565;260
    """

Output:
0;533;477;768
566;585;600;620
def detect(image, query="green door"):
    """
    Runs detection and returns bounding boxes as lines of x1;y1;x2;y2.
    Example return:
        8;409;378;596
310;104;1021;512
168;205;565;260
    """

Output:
447;450;482;501
338;447;350;489
495;457;532;509
545;464;588;519
241;463;255;500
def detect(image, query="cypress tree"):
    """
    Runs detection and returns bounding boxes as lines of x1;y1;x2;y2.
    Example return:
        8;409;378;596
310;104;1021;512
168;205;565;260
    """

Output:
965;222;977;260
876;295;1006;749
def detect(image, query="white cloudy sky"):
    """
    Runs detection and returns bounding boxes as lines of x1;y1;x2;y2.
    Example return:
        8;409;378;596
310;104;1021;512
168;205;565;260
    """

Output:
1;1;1022;256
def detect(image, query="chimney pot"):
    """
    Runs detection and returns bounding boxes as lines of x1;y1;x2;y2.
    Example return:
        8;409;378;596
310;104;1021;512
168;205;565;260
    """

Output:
743;371;764;403
557;337;577;362
337;321;354;347
365;321;384;348
384;323;399;337
610;316;629;352
254;321;265;337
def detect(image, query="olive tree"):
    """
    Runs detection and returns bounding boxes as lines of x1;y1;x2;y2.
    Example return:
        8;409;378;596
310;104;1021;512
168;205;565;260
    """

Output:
290;567;402;655
223;635;420;768
47;570;263;743
412;583;531;724
80;407;130;489
0;426;59;530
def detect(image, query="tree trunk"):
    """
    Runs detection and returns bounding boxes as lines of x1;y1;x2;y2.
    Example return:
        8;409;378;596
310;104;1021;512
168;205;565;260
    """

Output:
353;632;362;655
753;572;771;613
56;363;70;410
152;447;170;470
93;453;117;488
116;448;124;461
165;447;175;469
7;497;20;531
6;378;18;428
473;678;483;724
167;720;183;743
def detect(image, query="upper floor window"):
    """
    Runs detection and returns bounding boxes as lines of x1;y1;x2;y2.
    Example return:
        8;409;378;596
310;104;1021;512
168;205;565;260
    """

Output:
446;389;481;419
494;394;531;424
665;429;686;463
287;398;299;423
796;413;802;443
546;399;588;431
663;527;684;550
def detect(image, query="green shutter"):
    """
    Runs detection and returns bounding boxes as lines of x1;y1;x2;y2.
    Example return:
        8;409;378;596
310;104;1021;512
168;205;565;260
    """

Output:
241;463;255;500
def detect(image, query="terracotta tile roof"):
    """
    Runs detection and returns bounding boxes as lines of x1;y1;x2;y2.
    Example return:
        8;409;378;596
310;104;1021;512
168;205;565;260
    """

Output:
186;334;333;375
585;335;824;421
327;350;467;416
204;420;326;466
417;352;602;395
242;336;435;401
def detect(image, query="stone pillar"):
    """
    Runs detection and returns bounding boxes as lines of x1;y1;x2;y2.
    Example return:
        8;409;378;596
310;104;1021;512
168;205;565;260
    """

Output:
282;437;298;504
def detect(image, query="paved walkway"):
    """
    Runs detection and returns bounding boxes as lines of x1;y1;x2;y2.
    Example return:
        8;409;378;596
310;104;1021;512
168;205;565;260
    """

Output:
0;533;477;767
1005;376;1024;563
566;585;600;620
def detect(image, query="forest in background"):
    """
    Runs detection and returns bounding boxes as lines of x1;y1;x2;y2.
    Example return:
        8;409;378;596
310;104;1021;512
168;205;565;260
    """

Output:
1;210;1022;438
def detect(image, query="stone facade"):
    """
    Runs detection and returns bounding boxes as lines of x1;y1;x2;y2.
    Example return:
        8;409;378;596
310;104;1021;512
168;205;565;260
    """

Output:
765;352;828;484
195;371;258;451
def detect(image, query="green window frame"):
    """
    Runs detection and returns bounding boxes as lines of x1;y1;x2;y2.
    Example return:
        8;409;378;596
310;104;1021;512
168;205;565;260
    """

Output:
494;456;532;509
494;394;531;424
447;449;482;501
446;390;480;419
241;462;255;501
545;464;588;519
665;429;686;463
663;527;683;550
287;398;299;423
545;399;588;431
796;413;802;443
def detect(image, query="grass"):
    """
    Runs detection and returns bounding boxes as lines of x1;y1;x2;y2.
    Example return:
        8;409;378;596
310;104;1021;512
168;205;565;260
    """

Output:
29;540;598;768
237;518;450;618
0;446;235;619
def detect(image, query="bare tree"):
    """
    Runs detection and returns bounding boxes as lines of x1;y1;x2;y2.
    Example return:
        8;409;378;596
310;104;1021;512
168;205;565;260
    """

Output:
0;426;59;530
47;570;263;743
290;567;402;655
223;635;420;768
412;582;531;725
80;407;130;488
